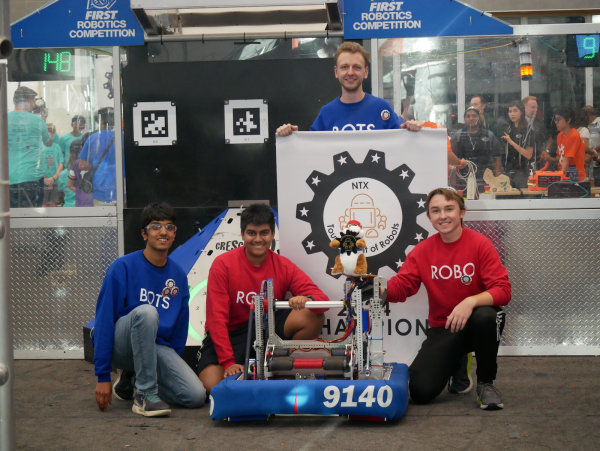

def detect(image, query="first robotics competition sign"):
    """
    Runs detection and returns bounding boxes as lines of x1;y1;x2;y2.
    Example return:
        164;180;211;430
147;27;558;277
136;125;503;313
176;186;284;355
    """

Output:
277;129;447;365
342;0;513;39
11;0;144;48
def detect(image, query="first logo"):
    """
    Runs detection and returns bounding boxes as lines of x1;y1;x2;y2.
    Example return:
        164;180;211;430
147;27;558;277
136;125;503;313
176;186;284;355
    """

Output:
88;0;117;9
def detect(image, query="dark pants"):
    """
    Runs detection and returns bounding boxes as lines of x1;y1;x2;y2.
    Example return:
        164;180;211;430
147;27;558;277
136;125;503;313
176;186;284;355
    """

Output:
9;178;44;208
409;306;505;404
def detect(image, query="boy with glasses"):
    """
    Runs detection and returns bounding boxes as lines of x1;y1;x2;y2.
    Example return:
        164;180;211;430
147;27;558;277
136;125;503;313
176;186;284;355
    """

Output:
93;203;205;417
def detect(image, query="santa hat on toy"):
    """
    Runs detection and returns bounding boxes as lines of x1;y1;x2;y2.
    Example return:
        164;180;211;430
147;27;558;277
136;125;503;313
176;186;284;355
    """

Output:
344;220;365;238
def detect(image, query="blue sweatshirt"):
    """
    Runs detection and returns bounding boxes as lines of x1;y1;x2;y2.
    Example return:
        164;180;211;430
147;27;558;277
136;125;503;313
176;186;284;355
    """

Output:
92;250;190;383
310;93;404;131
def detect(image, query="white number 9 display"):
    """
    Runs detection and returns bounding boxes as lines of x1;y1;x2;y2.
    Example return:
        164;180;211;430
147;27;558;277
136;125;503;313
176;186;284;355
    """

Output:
323;385;393;408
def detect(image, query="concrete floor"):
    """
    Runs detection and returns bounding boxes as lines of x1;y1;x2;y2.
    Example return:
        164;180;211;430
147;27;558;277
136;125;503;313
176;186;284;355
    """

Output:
11;356;600;451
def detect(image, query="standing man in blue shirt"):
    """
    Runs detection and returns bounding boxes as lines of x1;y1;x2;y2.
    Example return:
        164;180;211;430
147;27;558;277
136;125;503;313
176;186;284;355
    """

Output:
93;203;205;416
277;42;421;135
78;107;119;206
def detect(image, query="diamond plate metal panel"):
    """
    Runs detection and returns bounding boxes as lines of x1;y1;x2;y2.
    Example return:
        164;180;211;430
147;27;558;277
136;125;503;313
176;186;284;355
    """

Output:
465;220;600;347
11;227;118;352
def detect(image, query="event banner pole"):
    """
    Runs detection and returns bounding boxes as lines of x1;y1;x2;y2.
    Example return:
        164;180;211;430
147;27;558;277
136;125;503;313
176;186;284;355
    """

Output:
0;0;15;448
113;46;125;257
0;62;15;450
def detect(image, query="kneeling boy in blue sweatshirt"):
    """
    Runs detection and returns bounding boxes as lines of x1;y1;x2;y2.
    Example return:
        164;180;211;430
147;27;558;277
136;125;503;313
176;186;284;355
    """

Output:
93;203;205;416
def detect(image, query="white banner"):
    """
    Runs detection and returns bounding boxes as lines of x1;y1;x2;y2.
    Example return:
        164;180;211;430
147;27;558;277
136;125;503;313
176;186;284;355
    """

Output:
276;129;447;364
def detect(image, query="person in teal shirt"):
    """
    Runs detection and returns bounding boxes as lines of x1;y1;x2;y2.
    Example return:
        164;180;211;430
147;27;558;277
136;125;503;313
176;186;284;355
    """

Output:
42;124;64;207
58;168;75;207
59;115;86;166
8;86;52;208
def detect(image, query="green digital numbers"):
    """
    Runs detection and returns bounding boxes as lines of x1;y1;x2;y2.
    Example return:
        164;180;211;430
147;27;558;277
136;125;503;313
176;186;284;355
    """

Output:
43;51;72;73
583;36;597;59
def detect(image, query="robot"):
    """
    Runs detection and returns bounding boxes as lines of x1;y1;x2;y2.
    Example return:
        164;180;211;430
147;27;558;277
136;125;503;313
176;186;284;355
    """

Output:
208;276;409;421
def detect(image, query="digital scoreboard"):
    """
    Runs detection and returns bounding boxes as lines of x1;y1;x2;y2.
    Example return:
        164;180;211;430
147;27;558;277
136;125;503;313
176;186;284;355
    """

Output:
566;34;600;67
8;48;76;82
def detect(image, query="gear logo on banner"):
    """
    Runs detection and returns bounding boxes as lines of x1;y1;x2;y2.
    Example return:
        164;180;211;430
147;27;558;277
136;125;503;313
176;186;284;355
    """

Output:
296;150;429;277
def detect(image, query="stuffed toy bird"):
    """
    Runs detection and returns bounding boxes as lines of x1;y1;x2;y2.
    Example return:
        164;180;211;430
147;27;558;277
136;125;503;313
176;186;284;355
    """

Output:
330;220;368;277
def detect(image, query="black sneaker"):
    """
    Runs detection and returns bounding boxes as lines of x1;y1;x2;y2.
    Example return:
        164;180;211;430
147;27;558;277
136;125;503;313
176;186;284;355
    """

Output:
113;369;135;401
476;382;504;410
132;393;171;417
448;353;473;394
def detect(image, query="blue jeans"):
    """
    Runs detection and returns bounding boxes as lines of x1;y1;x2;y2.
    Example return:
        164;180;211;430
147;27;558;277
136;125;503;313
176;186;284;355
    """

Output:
111;305;205;408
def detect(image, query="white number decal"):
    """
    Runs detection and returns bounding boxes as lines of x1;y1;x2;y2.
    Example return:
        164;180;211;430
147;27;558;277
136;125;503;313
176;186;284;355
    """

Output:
323;385;393;408
323;386;340;407
341;386;358;407
358;385;376;407
377;386;393;407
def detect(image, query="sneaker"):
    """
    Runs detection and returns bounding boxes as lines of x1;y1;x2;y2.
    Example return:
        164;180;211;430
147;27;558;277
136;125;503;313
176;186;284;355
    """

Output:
132;393;171;417
476;382;504;410
448;353;473;394
113;369;135;401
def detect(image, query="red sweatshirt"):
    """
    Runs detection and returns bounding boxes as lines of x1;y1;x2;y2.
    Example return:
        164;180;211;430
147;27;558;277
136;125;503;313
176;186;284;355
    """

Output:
387;227;511;328
206;246;329;369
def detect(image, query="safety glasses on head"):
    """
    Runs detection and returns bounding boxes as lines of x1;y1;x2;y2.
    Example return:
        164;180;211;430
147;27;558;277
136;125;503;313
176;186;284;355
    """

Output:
439;186;459;194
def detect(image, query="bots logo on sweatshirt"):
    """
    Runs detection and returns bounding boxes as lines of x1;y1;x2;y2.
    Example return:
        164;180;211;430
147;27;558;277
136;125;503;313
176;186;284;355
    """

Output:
296;150;429;277
381;109;391;121
162;278;179;297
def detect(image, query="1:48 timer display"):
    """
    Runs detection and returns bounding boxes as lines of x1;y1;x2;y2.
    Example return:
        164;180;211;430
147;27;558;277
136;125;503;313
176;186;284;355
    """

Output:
8;48;76;82
44;51;72;73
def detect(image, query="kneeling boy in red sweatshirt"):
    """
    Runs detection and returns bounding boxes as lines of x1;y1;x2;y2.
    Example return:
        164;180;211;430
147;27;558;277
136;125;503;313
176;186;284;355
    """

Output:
384;187;511;410
198;203;329;393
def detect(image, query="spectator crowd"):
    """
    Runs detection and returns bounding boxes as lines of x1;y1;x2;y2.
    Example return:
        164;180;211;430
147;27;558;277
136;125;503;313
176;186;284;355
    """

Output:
440;95;600;192
7;86;117;208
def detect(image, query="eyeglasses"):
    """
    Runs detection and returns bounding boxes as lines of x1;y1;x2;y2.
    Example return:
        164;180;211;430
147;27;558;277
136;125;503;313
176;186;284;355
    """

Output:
554;117;565;123
145;223;177;232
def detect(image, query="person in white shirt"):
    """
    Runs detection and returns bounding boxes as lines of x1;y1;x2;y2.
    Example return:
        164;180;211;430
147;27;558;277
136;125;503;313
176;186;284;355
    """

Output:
583;106;600;153
577;109;599;182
